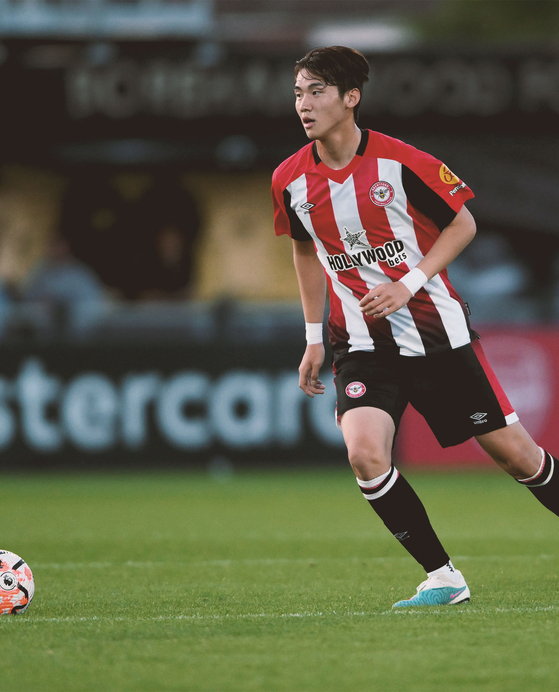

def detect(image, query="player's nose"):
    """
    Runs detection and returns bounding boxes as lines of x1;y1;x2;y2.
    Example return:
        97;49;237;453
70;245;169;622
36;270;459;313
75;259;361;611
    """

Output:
298;93;312;111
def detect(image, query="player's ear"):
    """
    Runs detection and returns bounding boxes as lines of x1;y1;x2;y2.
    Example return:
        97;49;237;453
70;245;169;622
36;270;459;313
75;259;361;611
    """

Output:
344;88;361;111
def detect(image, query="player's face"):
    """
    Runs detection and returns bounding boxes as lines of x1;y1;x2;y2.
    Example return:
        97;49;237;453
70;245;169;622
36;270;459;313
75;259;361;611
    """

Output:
294;71;351;141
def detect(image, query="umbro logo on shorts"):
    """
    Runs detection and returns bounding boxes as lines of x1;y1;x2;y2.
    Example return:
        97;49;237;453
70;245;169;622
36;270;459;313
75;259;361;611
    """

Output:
470;412;488;424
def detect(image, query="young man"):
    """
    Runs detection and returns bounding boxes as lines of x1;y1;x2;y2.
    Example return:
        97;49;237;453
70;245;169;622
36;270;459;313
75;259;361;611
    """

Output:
271;46;559;607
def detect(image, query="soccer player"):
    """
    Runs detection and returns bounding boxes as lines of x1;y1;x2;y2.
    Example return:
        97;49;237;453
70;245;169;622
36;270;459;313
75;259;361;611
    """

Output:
271;46;559;607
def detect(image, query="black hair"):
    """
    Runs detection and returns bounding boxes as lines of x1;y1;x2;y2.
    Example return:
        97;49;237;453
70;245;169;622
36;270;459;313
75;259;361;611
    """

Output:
294;46;370;122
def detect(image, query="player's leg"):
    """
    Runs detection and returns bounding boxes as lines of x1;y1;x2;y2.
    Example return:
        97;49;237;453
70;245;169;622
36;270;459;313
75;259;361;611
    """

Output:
475;421;540;479
340;406;470;607
449;340;559;515
476;422;559;515
341;405;393;480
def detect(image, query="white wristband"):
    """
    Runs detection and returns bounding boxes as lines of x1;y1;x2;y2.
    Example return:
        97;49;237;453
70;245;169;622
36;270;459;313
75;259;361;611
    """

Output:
305;322;323;345
399;267;428;296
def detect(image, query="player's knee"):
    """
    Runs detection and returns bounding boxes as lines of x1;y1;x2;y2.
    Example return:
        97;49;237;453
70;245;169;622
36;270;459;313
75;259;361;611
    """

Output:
495;453;540;479
479;429;542;479
346;439;391;480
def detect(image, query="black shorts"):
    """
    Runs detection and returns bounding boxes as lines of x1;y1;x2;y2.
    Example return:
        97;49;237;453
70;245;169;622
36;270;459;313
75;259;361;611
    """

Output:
334;341;517;448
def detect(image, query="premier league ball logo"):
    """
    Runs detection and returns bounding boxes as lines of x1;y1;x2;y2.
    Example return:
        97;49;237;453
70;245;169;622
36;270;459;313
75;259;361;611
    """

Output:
0;550;35;615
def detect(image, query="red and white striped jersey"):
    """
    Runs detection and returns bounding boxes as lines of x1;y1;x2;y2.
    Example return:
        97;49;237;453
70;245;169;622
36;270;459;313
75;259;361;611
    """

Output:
272;129;476;359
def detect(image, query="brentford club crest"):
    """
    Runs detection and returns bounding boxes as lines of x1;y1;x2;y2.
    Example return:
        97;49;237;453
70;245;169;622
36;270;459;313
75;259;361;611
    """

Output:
346;381;366;398
369;181;395;207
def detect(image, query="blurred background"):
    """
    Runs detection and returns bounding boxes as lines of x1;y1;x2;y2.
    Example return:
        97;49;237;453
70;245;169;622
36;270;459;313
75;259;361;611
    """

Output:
1;0;559;470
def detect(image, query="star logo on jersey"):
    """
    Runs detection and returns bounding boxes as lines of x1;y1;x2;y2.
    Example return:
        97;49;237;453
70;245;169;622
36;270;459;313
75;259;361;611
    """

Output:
341;227;371;251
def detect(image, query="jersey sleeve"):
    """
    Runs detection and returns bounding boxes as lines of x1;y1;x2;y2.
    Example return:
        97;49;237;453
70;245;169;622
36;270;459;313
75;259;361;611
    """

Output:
401;148;474;232
271;172;312;241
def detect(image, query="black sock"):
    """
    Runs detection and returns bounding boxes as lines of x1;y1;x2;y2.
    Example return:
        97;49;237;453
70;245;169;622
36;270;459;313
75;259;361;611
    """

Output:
357;467;450;573
517;450;559;516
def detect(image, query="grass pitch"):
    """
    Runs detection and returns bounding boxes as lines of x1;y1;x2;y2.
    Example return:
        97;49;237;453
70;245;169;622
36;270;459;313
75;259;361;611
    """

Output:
1;467;558;691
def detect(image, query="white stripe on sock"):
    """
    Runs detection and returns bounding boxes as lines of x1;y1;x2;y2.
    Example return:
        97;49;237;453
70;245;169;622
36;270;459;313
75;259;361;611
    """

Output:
357;468;400;500
519;447;555;488
357;469;391;489
527;453;555;488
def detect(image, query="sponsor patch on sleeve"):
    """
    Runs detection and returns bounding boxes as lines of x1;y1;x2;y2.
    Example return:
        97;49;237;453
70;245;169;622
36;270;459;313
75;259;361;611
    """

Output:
439;164;460;186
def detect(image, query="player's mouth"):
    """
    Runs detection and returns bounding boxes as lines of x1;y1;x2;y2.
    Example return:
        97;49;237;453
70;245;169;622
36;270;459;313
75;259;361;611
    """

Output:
302;117;315;129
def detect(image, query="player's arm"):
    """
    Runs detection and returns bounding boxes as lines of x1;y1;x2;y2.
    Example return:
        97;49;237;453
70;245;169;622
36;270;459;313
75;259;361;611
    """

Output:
360;205;476;318
292;238;327;397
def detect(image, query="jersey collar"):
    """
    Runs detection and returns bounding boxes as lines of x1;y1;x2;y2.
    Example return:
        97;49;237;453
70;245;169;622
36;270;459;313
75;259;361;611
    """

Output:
312;129;369;184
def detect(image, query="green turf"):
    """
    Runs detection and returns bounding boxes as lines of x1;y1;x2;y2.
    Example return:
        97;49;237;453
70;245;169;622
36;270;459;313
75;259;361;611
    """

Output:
1;467;558;691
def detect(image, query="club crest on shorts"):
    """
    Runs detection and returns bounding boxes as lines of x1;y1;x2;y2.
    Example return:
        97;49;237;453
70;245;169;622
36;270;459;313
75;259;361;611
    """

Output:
346;381;366;398
369;181;395;207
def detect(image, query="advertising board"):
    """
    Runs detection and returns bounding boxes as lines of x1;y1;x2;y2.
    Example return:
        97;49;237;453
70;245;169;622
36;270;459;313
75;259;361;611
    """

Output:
3;328;558;470
0;344;343;470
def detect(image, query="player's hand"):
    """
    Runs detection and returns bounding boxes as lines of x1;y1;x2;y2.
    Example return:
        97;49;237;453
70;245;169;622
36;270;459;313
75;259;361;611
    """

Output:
298;343;326;397
359;281;413;319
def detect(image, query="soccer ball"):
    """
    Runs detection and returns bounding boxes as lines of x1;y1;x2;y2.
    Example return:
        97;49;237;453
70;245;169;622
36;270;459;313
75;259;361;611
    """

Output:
0;550;35;614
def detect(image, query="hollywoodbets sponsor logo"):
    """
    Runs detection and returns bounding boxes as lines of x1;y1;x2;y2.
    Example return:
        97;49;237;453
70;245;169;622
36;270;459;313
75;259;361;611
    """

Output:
326;239;407;272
